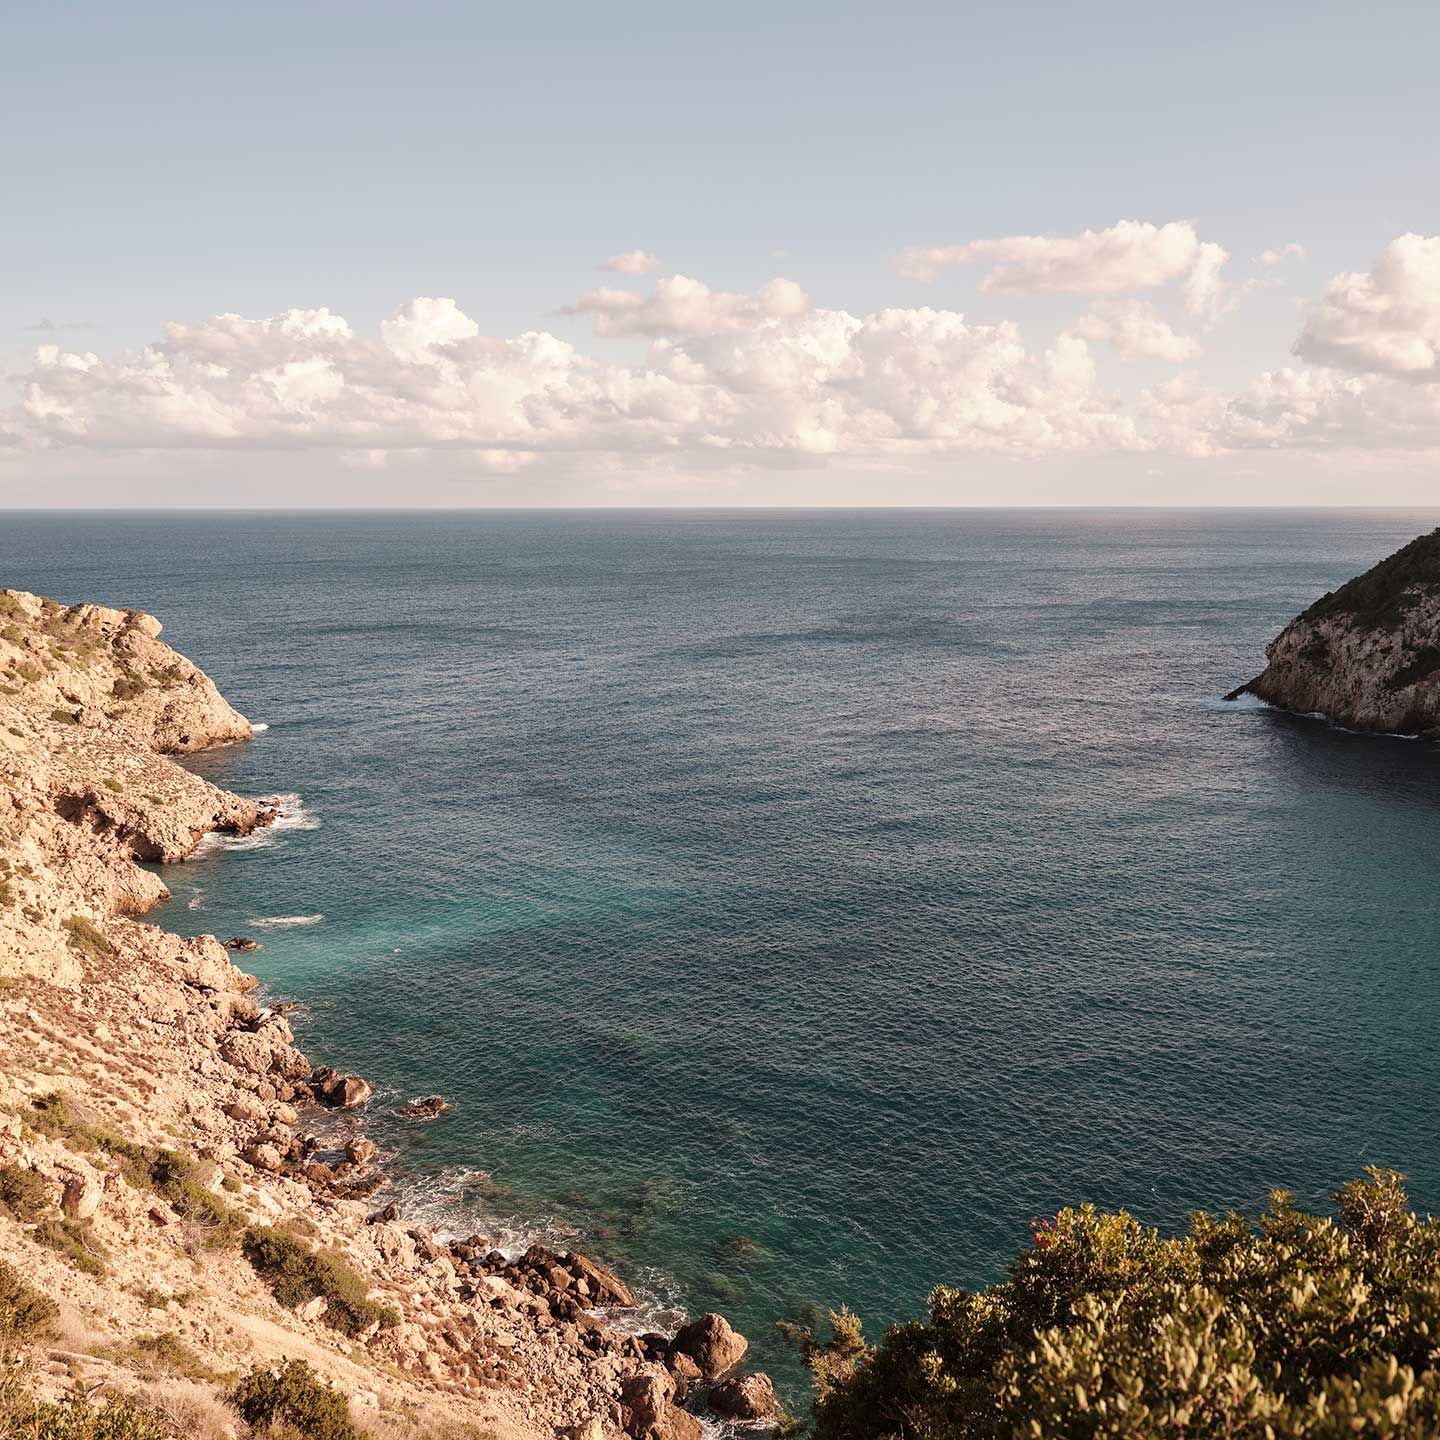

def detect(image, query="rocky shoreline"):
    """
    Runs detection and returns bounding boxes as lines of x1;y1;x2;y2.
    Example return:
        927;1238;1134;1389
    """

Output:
1228;527;1440;737
0;588;773;1440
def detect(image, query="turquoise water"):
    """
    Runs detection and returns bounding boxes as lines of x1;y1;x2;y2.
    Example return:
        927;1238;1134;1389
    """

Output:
6;509;1440;1390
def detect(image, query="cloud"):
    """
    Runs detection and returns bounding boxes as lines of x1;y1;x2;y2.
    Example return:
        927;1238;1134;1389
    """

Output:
1259;243;1307;266
1067;300;1201;362
1293;233;1440;379
898;217;1226;322
8;237;1440;476
603;249;662;275
23;318;100;332
8;294;1149;462
561;274;812;336
898;219;1229;319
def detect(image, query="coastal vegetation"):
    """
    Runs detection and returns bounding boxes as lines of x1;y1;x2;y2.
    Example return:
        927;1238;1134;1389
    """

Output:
800;1168;1440;1439
232;1360;361;1440
242;1227;396;1337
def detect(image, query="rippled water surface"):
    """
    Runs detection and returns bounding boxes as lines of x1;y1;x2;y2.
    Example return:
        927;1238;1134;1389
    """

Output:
6;509;1440;1388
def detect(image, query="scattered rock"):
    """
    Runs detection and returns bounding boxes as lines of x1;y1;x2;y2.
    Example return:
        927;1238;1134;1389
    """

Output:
311;1066;373;1108
224;937;260;951
345;1135;377;1165
225;1094;266;1123
60;1170;102;1221
396;1094;452;1119
669;1313;748;1379
620;1371;674;1435
709;1372;777;1421
243;1142;283;1173
297;1295;328;1322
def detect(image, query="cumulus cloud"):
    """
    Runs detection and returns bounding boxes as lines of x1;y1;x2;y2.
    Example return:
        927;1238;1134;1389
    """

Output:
898;216;1226;312
898;220;1229;319
9;237;1440;475
8;294;1151;462
1259;243;1307;266
1067;300;1201;362
1294;233;1440;379
561;274;812;336
603;249;662;275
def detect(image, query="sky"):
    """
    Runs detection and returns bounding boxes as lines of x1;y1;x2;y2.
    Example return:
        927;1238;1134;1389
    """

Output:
3;0;1439;507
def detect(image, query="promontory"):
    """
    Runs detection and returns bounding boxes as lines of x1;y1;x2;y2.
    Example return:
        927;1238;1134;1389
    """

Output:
1229;527;1440;736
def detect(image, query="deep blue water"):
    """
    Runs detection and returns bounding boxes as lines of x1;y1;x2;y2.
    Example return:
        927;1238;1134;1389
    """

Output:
5;509;1440;1390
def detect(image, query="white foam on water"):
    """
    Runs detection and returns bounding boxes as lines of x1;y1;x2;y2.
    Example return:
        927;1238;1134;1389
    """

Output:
251;722;269;733
194;792;319;855
186;889;205;911
246;913;324;928
1202;691;1272;712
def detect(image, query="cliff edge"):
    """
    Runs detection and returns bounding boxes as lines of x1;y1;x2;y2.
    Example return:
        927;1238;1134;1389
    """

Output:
1229;528;1440;737
0;590;768;1440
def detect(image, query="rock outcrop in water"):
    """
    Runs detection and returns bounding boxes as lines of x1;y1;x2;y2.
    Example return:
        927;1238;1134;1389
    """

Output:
1229;528;1440;736
0;588;764;1440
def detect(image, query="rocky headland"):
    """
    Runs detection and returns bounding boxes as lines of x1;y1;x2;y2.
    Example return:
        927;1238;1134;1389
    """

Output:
1228;527;1440;736
0;589;770;1440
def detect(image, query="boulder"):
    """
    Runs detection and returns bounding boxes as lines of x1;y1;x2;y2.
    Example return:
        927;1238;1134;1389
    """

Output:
568;1251;637;1307
657;1409;701;1440
620;1371;674;1435
243;1143;282;1173
396;1094;451;1119
173;935;236;991
669;1313;747;1379
220;1029;311;1080
345;1136;377;1165
224;937;260;951
60;1169;102;1221
709;1373;777;1421
311;1067;373;1108
225;1094;266;1123
297;1295;327;1322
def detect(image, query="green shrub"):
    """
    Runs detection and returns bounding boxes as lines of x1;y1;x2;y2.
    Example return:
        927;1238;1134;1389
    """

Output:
25;1098;242;1251
232;1359;361;1440
808;1169;1440;1440
0;1164;50;1223
243;1227;389;1336
1;1391;170;1440
0;1259;57;1343
101;778;123;794
32;1216;105;1276
48;708;80;726
110;676;147;701
107;1331;213;1380
15;662;42;683
60;916;113;960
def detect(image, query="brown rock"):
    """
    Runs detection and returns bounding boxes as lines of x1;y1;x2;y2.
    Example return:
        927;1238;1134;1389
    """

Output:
396;1094;452;1119
60;1171;101;1221
345;1136;377;1165
568;1251;637;1307
225;1094;266;1123
311;1066;373;1108
224;937;260;951
620;1371;675;1435
709;1373;777;1421
244;1142;283;1172
669;1313;747;1379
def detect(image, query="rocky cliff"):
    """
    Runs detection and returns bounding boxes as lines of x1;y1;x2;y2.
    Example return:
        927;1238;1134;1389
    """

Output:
1229;528;1440;736
0;590;768;1440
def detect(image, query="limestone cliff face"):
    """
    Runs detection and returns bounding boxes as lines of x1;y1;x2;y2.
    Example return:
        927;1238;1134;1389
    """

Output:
1;588;253;753
1234;528;1440;737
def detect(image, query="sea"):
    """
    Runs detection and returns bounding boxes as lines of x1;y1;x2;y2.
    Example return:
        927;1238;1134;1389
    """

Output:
4;508;1439;1394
